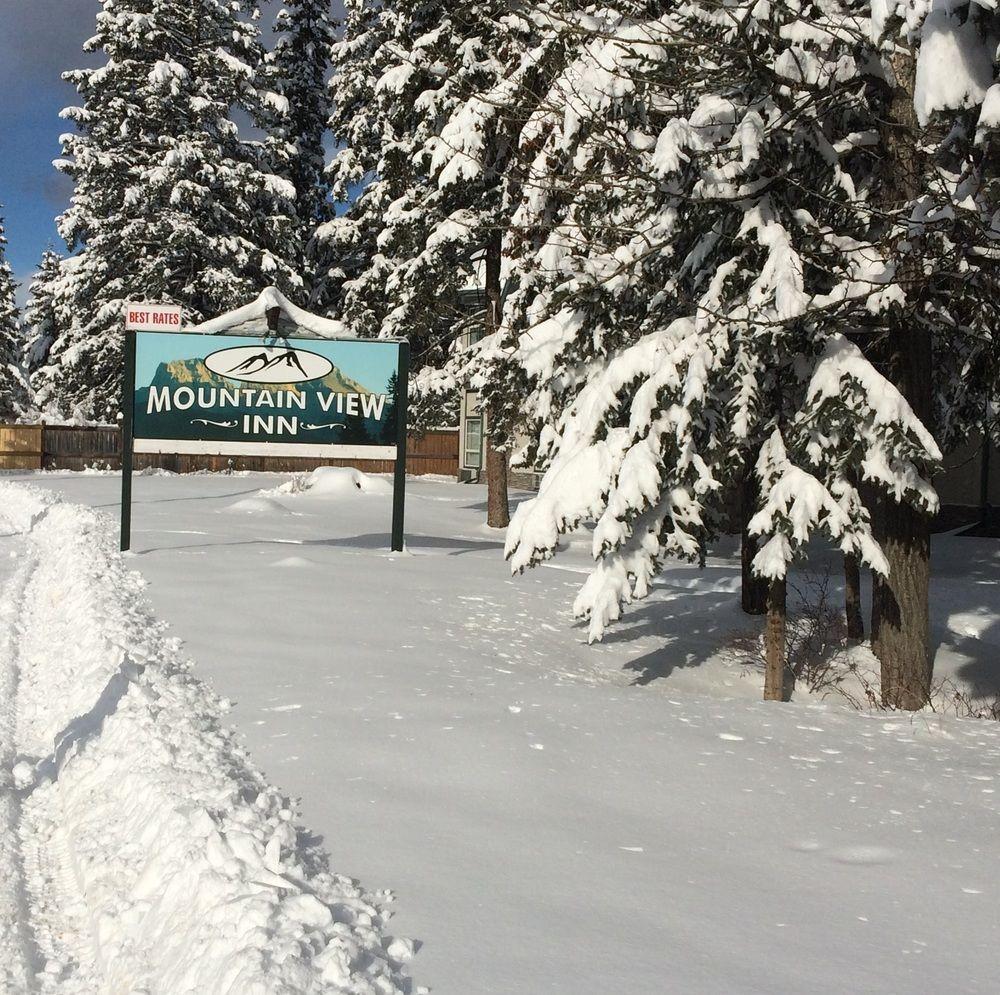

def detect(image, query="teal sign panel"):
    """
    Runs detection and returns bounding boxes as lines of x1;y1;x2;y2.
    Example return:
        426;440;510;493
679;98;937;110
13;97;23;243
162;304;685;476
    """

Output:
131;331;402;457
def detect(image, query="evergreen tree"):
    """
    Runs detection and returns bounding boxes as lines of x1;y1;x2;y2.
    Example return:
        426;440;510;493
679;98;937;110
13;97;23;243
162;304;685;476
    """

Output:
503;2;1000;706
272;0;337;288
341;408;370;443
322;0;468;343
325;0;560;524
413;7;566;527
21;248;64;380
0;211;28;421
380;370;398;445
47;0;300;421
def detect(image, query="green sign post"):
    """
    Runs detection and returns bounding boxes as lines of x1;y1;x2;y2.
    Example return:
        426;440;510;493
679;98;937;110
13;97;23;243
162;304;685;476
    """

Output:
120;328;410;552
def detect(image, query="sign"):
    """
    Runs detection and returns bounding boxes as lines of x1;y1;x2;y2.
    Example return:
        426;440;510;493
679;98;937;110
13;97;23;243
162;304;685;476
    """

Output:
119;328;410;553
124;302;183;332
131;331;403;459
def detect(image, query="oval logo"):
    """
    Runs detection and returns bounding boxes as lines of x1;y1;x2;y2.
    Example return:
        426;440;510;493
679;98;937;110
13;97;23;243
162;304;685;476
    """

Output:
204;345;334;385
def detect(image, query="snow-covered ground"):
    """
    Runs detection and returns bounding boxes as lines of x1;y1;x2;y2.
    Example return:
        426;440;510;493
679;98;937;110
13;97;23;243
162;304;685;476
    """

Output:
1;468;999;994
0;480;413;995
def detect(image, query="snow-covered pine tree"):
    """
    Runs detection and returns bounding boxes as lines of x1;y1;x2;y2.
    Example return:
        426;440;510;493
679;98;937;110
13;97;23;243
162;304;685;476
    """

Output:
21;248;64;381
45;0;299;421
322;0;486;345
414;6;568;527
503;2;998;706
321;0;427;327
271;0;337;289
867;1;1000;707
326;0;560;524
0;211;28;421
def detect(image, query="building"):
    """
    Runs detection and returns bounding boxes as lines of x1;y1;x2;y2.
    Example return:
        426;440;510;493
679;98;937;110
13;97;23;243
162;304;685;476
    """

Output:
453;288;542;490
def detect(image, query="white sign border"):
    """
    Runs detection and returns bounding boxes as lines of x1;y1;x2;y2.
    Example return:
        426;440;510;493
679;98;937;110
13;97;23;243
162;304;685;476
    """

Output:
133;439;397;460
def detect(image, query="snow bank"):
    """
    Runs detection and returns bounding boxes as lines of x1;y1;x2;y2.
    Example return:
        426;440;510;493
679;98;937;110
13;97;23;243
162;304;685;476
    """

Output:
268;466;394;498
0;483;57;536
0;481;414;994
225;495;291;515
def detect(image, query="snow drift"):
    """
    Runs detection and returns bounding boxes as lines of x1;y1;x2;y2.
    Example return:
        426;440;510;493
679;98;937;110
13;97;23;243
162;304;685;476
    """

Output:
268;466;394;498
0;481;414;994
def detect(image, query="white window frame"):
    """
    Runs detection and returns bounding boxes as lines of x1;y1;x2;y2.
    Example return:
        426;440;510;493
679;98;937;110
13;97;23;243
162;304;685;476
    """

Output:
464;416;484;470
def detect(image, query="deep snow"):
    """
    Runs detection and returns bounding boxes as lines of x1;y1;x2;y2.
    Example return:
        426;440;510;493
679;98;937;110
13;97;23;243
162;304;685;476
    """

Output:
1;469;999;994
0;481;413;995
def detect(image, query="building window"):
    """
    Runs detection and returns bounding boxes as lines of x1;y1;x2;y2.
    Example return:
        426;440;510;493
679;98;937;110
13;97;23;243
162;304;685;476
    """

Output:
457;289;487;350
457;288;486;315
464;417;483;470
462;326;487;349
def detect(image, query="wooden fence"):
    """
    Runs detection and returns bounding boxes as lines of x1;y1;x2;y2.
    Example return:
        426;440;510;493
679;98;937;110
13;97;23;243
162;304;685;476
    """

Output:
0;424;459;477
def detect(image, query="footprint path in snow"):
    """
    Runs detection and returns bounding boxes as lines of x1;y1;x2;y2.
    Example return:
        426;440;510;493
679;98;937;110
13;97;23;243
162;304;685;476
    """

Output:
0;531;101;993
0;541;37;993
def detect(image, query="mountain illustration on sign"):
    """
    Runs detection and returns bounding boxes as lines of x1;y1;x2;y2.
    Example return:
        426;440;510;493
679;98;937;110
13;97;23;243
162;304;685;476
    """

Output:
226;350;309;378
134;355;393;447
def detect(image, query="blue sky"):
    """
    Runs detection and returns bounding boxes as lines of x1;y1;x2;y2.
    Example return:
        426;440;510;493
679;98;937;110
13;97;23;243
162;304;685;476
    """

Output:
0;1;343;307
135;333;399;395
0;1;97;303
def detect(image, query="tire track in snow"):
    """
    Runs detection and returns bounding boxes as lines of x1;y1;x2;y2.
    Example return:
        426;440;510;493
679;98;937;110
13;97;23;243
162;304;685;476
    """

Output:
2;500;102;992
0;542;39;992
17;813;100;994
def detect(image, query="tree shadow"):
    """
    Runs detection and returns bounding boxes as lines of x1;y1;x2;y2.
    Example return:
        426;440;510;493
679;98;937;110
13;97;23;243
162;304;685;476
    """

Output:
18;656;143;793
585;582;747;686
461;492;535;518
133;531;506;557
926;536;1000;698
952;653;1000;697
307;532;506;555
96;485;264;510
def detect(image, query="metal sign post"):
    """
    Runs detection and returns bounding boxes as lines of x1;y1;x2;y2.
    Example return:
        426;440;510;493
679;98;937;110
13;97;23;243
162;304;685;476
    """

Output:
391;341;410;553
121;301;183;552
120;329;136;552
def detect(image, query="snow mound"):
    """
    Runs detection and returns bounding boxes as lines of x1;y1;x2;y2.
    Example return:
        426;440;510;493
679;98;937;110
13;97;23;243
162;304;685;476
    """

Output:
272;555;315;568
0;482;413;994
271;466;394;498
224;495;289;515
0;481;58;537
136;466;178;477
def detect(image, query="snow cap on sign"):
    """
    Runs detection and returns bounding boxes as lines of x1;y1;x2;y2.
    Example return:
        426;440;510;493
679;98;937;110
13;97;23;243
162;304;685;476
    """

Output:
188;287;350;339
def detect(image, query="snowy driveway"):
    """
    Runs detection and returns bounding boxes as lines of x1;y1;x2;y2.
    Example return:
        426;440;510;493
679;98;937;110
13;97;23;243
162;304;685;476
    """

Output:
2;470;999;994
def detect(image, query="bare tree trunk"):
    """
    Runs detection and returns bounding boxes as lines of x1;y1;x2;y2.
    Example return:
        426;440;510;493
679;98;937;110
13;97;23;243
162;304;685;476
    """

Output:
844;552;864;641
483;227;510;527
871;44;933;710
486;440;510;528
979;417;991;530
763;577;790;701
741;469;767;615
872;501;932;709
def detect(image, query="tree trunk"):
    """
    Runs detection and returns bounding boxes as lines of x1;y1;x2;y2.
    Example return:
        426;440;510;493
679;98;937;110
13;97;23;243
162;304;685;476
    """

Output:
872;501;932;709
980;418;991;530
483;227;510;527
486;439;510;528
871;43;933;710
740;469;767;615
844;552;864;641
763;577;791;702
